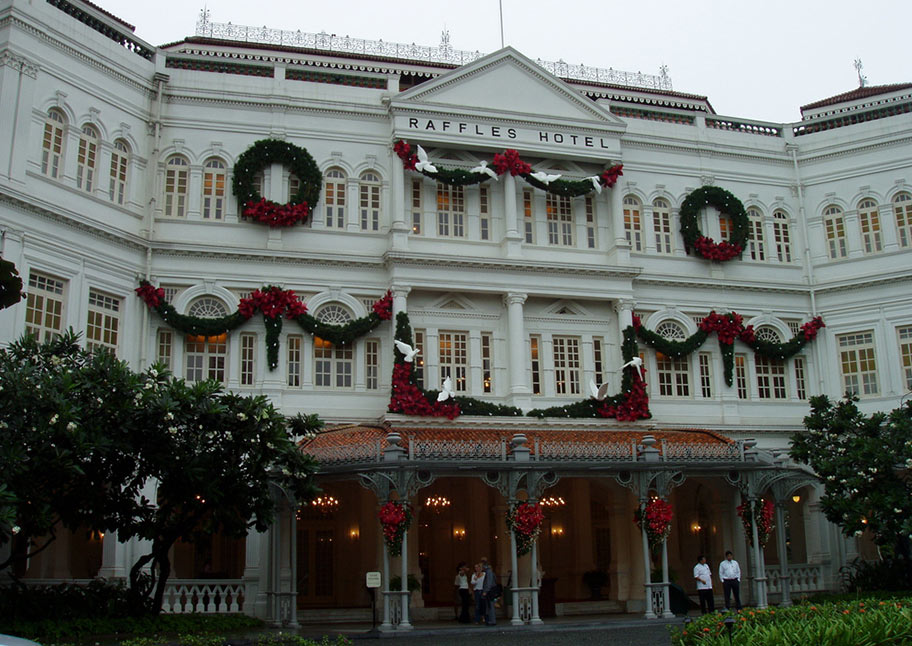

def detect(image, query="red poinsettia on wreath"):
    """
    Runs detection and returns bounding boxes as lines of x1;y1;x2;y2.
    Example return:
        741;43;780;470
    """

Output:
693;236;743;262
634;498;674;548
378;500;412;556
135;282;165;309
242;198;310;228
506;502;545;556
238;286;308;320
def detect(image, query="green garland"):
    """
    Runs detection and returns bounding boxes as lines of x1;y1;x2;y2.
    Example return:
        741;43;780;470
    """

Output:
417;167;496;187
291;310;386;347
523;174;599;198
0;256;25;310
232;138;322;209
679;186;750;260
635;326;709;359
152;301;248;337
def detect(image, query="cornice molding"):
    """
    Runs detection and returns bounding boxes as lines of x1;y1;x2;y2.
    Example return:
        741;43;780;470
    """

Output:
0;48;39;78
384;251;640;279
163;93;389;123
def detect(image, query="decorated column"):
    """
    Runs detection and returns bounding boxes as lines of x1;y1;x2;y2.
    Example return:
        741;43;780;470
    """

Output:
390;143;409;249
609;163;627;251
504;293;530;403
639;499;655;619
775;501;792;606
503;173;522;257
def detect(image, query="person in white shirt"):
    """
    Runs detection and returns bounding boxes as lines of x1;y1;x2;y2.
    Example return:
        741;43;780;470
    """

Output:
693;554;715;614
470;562;485;624
454;562;470;623
719;550;742;611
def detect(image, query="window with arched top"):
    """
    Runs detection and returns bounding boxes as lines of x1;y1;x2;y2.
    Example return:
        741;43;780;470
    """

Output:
109;139;130;205
359;171;381;231
755;326;782;343
623;196;643;251
76;125;99;192
823;205;846;259
202;158;226;220
747;207;766;261
313;304;353;388
655;320;689;397
857;198;882;254
184;297;229;384
653;198;673;254
42;109;67;179
164;156;190;218
754;326;787;399
323;168;346;228
894;192;912;248
772;210;792;262
187;297;229;318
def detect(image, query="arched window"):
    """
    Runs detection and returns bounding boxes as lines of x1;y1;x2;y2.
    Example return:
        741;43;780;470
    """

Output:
76;124;99;192
653;198;673;254
655;320;689;397
746;207;766;261
313;304;353;388
772;210;792;262
359;171;381;231
857;198;882;254
202;158;226;220
623;196;643;251
823;205;847;259
164;156;190;218
109;139;130;205
323;168;346;228
41;109;66;179
894;192;912;248
184;297;229;383
754;326;787;399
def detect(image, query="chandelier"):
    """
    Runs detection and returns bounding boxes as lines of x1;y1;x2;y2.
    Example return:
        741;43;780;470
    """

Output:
311;495;340;514
425;495;451;513
539;496;566;508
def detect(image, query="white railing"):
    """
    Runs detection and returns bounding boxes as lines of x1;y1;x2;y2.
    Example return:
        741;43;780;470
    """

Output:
161;579;245;614
765;564;825;595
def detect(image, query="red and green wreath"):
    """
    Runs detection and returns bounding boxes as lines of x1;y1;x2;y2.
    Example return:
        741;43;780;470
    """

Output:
737;498;775;547
232;139;322;227
679;186;750;261
379;500;412;556
506;501;545;556
634;498;673;548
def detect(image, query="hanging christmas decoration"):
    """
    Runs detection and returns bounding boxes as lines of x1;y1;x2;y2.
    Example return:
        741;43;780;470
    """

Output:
737;498;775;547
679;186;750;261
634;498;674;548
506;501;545;556
378;500;412;556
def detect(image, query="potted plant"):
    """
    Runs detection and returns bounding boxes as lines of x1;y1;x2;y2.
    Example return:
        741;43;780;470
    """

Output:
582;570;609;599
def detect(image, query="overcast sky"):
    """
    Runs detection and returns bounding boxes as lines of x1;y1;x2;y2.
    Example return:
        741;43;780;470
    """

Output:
98;0;910;124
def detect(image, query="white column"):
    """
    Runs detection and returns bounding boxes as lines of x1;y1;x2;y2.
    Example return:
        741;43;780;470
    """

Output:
504;293;530;402
750;499;767;609
380;540;392;630
660;537;673;618
399;531;412;629
610;167;627;250
391;285;410;318
530;537;542;624
775;502;792;606
641;501;655;618
510;529;522;625
390;148;409;249
502;174;522;256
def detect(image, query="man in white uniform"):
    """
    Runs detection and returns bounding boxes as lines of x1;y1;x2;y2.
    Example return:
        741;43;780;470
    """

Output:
693;554;714;614
719;550;742;611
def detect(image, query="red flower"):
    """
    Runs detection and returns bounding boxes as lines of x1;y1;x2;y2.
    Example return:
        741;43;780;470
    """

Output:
737;498;775;547
632;314;642;330
239;286;308;320
506;502;545;555
599;164;624;188
393;140;418;171
693;236;743;261
388;363;461;419
700;311;746;345
378;501;412;556
242;198;310;227
634;498;673;547
492;149;531;176
801;316;825;341
135;282;165;309
372;291;393;320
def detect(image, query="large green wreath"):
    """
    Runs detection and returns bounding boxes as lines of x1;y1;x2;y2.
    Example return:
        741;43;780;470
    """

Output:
679;186;750;261
232;139;322;227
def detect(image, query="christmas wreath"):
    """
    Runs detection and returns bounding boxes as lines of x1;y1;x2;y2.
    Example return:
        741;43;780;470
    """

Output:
506;501;545;556
378;500;412;556
634;498;674;548
737;498;775;547
679;186;750;261
232;139;322;227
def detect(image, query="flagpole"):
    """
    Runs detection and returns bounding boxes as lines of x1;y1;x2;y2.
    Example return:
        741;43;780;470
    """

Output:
499;0;505;48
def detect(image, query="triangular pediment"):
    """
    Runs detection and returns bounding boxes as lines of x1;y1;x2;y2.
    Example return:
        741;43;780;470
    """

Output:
430;293;476;311
544;300;590;317
396;47;622;126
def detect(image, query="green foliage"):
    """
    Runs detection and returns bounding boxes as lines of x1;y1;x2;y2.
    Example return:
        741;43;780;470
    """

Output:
0;255;24;309
838;557;912;594
668;598;912;646
232;138;322;208
678;185;750;256
791;395;912;574
451;396;523;416
389;574;422;593
419;166;494;186
290;310;383;347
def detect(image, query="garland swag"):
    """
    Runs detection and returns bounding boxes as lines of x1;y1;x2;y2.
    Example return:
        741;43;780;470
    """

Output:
634;312;825;387
394;140;623;196
389;311;523;419
232;139;323;227
506;502;545;556
136;281;392;370
679;186;750;261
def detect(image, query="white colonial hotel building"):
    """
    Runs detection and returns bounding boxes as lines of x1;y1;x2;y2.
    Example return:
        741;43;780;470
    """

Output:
1;0;911;628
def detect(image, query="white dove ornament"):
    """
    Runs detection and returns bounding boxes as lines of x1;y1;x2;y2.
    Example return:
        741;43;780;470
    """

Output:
415;145;438;174
589;378;610;401
621;356;644;379
437;375;455;402
530;171;562;185
470;160;498;180
588;176;603;194
394;339;421;363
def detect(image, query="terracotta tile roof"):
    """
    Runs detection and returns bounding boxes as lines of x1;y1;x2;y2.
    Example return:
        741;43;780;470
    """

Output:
800;83;912;113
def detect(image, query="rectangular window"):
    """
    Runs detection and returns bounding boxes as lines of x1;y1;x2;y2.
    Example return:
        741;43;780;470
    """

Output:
25;271;66;342
86;289;120;354
314;337;353;388
653;204;673;254
546;193;573;246
553;336;581;395
748;216;766;261
838;331;878;396
76;133;97;192
481;332;493;393
530;334;542;395
359;180;380;231
593;337;604;386
895;196;912;248
414;329;426;390
479;185;490;241
585;196;597;249
185;333;227;383
794;356;807;401
735;354;749;399
437;183;465;237
773;216;792;262
756;356;787;399
699;352;713;398
156;329;173;370
859;206;882;254
439;331;468;392
240;333;256;386
287;335;302;387
324;172;346;228
523;189;535;243
366;338;380;390
109;146;128;205
899;326;912;391
411;179;422;234
202;163;226;220
657;351;690;397
825;213;847;258
42;116;65;178
719;215;732;241
623;197;643;251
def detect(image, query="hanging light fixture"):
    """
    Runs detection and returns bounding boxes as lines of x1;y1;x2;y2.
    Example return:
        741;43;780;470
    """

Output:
539;496;566;508
425;495;451;512
311;495;340;514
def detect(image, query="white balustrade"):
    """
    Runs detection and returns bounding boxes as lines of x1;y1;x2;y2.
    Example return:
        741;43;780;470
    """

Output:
160;579;245;614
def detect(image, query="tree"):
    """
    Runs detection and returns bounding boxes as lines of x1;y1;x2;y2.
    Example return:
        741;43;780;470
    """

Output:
790;394;912;583
0;256;24;310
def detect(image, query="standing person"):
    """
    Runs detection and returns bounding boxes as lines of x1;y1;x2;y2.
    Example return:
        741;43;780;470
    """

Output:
454;562;471;623
719;550;742;611
480;557;498;626
470;562;485;624
693;554;715;614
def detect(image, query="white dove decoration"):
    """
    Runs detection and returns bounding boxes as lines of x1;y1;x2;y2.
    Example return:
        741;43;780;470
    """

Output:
589;378;611;401
394;339;421;363
470;160;498;180
437;375;455;402
620;356;644;379
588;176;603;194
529;171;562;185
414;145;438;174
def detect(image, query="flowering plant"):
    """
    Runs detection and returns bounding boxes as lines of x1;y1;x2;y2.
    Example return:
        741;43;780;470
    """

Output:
737;498;775;547
506;502;545;556
242;198;310;228
634;498;674;547
238;286;308;320
378;500;412;556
